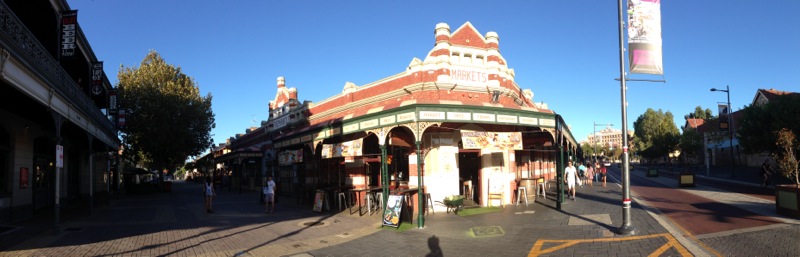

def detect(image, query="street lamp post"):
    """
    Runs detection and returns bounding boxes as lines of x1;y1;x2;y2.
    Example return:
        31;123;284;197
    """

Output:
710;85;735;177
594;122;614;165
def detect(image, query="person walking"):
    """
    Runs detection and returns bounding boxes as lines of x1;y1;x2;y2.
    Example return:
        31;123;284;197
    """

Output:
761;159;775;188
600;164;608;187
204;176;216;213
565;161;578;200
264;175;276;213
577;162;587;188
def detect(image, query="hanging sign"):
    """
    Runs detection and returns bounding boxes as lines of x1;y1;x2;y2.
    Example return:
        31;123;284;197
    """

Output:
60;10;78;59
460;131;522;150
718;103;729;131
321;138;363;159
56;145;64;168
627;0;663;75
108;90;117;114
91;62;104;95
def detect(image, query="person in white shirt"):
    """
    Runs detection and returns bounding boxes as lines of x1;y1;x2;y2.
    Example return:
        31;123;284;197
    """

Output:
564;161;578;200
264;176;276;213
204;176;216;213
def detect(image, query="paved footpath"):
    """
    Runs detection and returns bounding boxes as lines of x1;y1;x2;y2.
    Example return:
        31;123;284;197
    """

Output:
0;172;796;257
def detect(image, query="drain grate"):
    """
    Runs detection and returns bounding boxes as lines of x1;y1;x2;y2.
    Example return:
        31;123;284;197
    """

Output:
64;227;83;232
471;226;504;237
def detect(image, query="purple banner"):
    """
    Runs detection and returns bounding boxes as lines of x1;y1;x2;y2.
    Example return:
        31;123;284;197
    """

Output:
627;0;663;75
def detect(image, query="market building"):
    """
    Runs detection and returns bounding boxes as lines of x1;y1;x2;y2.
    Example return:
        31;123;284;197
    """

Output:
223;22;578;223
1;0;118;226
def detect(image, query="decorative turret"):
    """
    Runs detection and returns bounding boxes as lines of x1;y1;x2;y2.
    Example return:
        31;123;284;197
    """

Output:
435;23;451;45
430;23;451;59
485;31;505;66
485;31;498;50
277;76;286;88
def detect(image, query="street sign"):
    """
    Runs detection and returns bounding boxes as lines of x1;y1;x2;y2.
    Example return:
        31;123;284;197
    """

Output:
56;145;64;168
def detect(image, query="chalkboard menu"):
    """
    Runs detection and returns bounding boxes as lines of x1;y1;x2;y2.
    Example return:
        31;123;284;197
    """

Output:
382;195;404;227
313;190;325;212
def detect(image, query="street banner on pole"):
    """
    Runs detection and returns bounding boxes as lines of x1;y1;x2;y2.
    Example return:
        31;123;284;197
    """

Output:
718;103;729;131
627;0;663;75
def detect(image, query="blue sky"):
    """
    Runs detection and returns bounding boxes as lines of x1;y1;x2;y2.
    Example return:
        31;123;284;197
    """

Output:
69;0;800;148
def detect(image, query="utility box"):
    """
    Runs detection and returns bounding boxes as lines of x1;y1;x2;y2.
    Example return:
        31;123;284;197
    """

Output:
678;173;695;187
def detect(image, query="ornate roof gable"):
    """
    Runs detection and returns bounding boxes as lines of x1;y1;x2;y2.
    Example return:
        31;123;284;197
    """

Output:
449;21;487;48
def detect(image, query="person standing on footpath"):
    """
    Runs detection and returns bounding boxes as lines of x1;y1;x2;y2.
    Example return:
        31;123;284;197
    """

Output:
204;176;216;213
761;159;775;188
565;161;578;200
594;162;601;182
264;175;276;213
577;162;587;188
586;162;594;186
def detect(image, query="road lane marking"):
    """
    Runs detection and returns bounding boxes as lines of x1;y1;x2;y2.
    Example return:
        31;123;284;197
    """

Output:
527;233;691;257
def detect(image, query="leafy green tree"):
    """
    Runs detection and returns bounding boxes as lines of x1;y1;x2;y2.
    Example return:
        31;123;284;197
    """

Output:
117;50;215;173
687;106;713;120
633;108;680;163
581;142;602;162
679;127;704;164
738;94;800;154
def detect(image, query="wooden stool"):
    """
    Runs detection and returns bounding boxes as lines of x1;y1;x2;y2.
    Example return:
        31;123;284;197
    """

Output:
337;191;348;211
463;181;473;201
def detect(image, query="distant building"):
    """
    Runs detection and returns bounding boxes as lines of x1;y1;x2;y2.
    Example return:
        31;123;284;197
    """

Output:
584;126;632;150
695;88;799;168
218;22;580;210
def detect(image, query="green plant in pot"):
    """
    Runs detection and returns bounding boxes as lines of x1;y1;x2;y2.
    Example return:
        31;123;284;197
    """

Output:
773;128;800;217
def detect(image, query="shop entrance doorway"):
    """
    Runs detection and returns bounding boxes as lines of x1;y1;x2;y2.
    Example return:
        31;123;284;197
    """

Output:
458;151;480;205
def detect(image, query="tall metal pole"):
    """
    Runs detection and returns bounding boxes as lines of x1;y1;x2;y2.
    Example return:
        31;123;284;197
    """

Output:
593;122;597;165
416;141;424;229
617;0;635;236
726;85;735;177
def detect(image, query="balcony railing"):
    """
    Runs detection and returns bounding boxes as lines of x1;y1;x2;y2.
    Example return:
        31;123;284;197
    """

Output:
0;2;115;136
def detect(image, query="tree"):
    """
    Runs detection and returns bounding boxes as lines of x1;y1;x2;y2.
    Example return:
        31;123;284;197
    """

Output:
773;128;799;185
679;128;704;164
687;106;714;120
581;142;602;162
633;108;680;163
117;50;215;173
738;94;800;154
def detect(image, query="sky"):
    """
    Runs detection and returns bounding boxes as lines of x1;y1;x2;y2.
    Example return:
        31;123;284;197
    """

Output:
68;0;800;149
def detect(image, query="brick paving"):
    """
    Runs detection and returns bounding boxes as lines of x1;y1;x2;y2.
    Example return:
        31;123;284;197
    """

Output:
0;166;798;257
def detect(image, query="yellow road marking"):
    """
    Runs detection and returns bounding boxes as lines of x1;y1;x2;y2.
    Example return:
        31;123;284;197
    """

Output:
528;233;692;257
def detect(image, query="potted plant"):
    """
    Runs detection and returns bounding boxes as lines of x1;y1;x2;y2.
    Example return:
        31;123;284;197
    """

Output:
773;128;800;217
